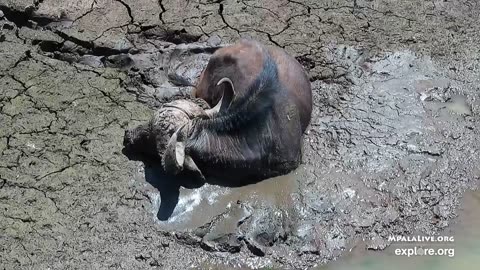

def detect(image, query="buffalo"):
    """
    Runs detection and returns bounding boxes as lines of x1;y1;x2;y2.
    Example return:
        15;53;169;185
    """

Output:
123;39;312;187
163;39;312;186
193;38;312;133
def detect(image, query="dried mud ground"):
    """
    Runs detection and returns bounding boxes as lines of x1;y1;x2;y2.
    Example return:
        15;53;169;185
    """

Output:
1;0;479;269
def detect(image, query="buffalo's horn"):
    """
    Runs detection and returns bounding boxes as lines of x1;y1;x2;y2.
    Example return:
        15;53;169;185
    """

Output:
205;77;236;117
162;124;206;183
217;77;234;88
184;155;205;181
162;125;186;174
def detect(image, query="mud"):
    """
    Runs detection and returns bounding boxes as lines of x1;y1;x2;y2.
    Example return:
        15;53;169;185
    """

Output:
316;190;480;270
1;0;479;269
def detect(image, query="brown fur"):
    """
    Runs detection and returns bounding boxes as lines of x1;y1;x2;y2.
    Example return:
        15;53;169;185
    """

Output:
193;39;312;132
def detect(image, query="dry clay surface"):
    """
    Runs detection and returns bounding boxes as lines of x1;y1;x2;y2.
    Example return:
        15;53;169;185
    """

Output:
1;0;480;269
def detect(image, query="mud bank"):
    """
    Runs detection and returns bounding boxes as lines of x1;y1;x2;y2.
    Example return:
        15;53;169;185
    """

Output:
1;0;479;269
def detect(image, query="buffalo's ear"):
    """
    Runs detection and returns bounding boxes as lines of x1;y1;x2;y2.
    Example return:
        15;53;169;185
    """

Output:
162;125;187;174
205;77;235;117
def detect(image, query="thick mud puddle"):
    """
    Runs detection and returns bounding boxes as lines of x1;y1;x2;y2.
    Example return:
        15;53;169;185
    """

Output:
148;169;298;231
195;190;480;270
426;94;472;117
317;190;480;270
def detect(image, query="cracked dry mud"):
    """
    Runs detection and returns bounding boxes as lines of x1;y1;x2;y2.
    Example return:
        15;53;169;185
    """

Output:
1;0;479;269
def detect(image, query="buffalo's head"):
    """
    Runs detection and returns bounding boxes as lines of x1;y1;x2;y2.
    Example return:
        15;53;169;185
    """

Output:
162;78;236;175
122;99;210;165
123;122;157;162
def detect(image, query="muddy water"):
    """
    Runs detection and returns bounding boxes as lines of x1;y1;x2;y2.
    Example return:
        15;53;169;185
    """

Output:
195;190;480;270
150;170;298;231
424;94;472;117
317;190;480;270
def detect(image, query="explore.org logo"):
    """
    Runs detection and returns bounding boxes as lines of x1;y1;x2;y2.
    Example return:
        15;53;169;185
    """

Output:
388;235;455;258
394;246;455;258
388;235;455;242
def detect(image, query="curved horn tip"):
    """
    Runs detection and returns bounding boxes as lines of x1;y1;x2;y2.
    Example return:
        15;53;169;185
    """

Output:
217;77;234;86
